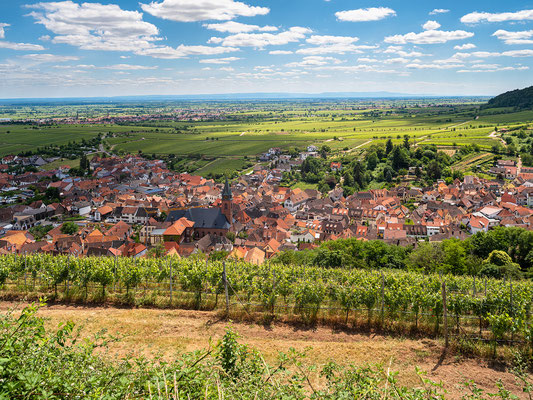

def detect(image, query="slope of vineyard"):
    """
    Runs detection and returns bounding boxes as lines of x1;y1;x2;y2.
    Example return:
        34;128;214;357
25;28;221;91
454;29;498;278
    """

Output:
0;254;532;355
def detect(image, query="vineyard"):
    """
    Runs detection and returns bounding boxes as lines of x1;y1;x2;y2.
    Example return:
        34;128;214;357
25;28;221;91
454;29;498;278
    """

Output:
1;254;532;356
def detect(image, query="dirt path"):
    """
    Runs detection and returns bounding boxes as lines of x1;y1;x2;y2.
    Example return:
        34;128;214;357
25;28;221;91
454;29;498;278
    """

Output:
489;131;507;146
343;140;373;154
1;302;527;399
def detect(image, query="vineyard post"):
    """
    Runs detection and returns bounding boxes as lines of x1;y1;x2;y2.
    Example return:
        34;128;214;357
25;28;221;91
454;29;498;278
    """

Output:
380;272;385;327
113;255;117;292
66;255;70;295
169;258;173;305
473;276;476;296
442;281;449;348
24;253;27;291
510;280;514;341
223;261;230;316
484;278;487;296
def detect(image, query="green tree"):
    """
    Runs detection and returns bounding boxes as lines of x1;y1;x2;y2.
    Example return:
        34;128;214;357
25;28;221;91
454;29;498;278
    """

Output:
385;138;393;155
60;222;79;235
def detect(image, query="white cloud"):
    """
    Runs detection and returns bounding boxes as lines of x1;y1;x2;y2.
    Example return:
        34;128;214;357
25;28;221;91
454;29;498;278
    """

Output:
335;7;396;22
21;53;79;62
407;63;463;69
199;57;241;64
269;50;293;55
458;66;529;73
70;64;158;70
0;23;9;39
382;47;428;57
429;9;449;15
502;49;533;57
0;41;46;51
219;66;234;72
422;20;441;30
136;44;238;59
204;21;277;34
28;1;160;52
27;1;238;59
306;35;359;45
455;49;533;58
286;56;342;67
492;30;533;45
296;44;376;55
384;57;411;64
141;0;269;22
385;29;474;44
461;9;533;24
454;43;476;50
209;27;311;48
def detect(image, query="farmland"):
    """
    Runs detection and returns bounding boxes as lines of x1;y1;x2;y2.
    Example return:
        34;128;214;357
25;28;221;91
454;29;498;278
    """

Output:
2;99;532;175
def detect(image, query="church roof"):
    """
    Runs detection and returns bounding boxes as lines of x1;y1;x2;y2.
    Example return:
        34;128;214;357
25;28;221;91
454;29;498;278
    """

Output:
166;207;230;230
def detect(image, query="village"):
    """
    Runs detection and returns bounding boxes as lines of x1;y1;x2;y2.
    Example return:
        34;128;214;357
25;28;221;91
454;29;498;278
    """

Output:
1;148;533;264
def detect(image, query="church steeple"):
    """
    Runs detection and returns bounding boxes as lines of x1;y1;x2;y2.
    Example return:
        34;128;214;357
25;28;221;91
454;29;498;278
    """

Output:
221;177;233;224
222;177;232;201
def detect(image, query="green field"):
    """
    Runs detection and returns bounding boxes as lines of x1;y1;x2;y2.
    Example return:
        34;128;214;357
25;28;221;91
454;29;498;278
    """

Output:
2;100;531;174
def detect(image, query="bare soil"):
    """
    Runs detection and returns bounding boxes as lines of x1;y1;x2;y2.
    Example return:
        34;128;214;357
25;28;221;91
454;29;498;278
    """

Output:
1;302;529;399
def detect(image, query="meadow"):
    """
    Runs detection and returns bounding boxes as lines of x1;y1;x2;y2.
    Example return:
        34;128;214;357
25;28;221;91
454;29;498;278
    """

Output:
1;100;532;174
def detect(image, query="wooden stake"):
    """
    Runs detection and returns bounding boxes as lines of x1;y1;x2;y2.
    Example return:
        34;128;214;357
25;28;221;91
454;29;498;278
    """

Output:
442;281;449;348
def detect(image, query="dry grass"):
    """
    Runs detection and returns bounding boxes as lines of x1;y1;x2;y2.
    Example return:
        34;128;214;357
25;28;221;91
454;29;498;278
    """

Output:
0;301;529;399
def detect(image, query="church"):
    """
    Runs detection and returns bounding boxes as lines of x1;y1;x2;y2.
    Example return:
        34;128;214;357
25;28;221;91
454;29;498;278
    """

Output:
165;178;233;242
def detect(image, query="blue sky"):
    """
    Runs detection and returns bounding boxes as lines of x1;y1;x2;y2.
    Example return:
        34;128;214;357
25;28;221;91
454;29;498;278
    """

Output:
0;0;532;98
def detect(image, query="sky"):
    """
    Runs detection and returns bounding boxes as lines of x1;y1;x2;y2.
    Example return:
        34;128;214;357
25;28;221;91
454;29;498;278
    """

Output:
0;0;532;98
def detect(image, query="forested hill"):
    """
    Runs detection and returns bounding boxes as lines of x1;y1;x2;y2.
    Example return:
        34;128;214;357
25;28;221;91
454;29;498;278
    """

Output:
485;85;533;109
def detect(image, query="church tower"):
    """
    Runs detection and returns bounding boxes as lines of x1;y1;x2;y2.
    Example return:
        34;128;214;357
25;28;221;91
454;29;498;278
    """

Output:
221;177;233;224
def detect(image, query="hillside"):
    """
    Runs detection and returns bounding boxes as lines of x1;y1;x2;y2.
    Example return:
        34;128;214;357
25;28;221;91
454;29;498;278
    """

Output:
485;85;533;109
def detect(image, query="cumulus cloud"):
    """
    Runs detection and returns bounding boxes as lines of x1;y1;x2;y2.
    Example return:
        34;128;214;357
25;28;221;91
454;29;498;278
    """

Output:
296;44;377;55
0;41;45;51
385;29;474;44
136;44;238;59
27;1;238;59
204;21;277;33
71;64;158;70
269;50;293;55
422;20;441;30
407;63;463;70
199;57;241;64
454;43;476;50
382;46;428;57
429;9;449;15
458;65;529;73
208;27;311;48
306;35;359;45
21;53;79;62
455;49;533;58
141;0;269;22
492;30;533;45
28;1;160;52
285;56;342;67
461;9;533;24
0;23;9;39
335;7;396;22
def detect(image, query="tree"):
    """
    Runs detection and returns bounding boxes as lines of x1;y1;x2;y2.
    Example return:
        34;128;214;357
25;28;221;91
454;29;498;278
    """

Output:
352;161;366;189
385;138;393;155
426;160;442;181
391;146;409;170
320;145;331;159
366;152;379;170
403;135;410;150
60;222;79;235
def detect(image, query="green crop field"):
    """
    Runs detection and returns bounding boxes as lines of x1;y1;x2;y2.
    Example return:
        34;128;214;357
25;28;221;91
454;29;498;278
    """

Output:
1;100;528;174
